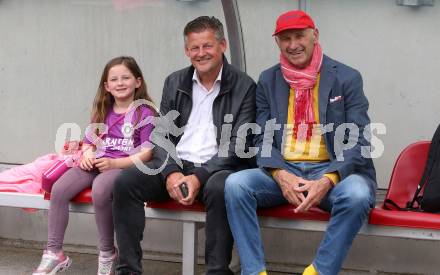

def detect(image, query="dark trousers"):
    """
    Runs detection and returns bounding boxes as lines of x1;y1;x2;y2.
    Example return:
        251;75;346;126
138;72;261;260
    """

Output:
113;160;234;275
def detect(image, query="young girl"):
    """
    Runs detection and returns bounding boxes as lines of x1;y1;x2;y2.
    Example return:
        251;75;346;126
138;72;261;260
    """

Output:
33;56;156;275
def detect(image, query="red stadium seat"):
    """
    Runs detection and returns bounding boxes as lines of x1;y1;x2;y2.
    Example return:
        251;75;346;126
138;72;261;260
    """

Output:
369;141;440;230
147;200;205;212
44;187;93;204
257;205;329;221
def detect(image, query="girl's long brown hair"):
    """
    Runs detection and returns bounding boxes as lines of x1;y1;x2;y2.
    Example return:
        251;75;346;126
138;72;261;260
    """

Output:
91;56;156;130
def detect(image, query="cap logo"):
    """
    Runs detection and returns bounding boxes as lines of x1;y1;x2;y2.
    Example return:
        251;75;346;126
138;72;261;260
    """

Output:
279;13;301;23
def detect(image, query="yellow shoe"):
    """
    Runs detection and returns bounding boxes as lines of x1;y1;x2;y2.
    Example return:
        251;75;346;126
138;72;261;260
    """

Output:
303;264;318;275
258;271;268;275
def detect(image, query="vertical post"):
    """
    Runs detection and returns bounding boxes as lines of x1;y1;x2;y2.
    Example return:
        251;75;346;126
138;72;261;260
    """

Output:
299;0;308;11
182;222;198;275
221;0;246;72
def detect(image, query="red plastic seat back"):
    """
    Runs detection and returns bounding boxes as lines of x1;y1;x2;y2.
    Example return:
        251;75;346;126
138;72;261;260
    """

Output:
384;141;430;208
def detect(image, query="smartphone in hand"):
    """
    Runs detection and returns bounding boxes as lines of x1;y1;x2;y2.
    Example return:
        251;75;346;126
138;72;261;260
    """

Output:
179;182;189;198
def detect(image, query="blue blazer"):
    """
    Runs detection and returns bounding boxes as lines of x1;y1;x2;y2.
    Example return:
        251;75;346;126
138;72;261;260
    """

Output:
255;55;376;186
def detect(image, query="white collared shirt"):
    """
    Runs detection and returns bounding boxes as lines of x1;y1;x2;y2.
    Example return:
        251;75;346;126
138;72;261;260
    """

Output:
176;68;223;164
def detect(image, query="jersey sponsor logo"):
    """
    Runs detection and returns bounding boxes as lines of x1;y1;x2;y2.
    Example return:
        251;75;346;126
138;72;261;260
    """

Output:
121;122;134;138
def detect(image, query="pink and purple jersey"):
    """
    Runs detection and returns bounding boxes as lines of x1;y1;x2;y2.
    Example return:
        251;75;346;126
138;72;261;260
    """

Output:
84;105;155;159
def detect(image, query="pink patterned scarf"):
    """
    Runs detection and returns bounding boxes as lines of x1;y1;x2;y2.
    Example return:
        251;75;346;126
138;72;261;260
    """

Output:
280;42;323;140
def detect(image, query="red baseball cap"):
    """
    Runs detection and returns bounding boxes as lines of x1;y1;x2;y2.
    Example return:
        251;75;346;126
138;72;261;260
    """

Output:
273;10;315;36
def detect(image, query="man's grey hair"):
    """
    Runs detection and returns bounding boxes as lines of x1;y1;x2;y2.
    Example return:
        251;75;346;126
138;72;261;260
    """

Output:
183;16;225;44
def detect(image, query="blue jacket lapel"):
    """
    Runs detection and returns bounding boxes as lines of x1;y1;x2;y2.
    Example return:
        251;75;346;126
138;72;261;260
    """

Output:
318;55;336;125
275;67;290;126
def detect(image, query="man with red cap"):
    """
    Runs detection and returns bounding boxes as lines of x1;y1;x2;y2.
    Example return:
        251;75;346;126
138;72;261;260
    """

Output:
225;10;376;275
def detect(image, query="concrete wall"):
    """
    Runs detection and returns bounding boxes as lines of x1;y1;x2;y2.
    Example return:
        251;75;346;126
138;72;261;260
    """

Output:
308;0;440;188
1;0;440;273
0;0;227;163
2;0;439;187
237;0;440;188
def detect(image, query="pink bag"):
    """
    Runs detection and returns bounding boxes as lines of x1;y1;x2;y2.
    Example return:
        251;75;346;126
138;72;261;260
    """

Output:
42;115;124;193
41;141;82;193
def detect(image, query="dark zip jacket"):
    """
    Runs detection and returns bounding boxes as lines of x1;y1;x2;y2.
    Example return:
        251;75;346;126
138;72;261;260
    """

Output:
150;57;256;185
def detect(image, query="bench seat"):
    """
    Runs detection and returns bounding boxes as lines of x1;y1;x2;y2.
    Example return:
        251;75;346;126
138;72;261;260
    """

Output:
1;140;439;275
53;187;330;221
370;207;440;230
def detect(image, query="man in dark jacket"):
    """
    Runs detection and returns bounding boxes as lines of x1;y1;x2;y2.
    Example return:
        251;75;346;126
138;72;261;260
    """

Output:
224;10;376;275
113;16;256;275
